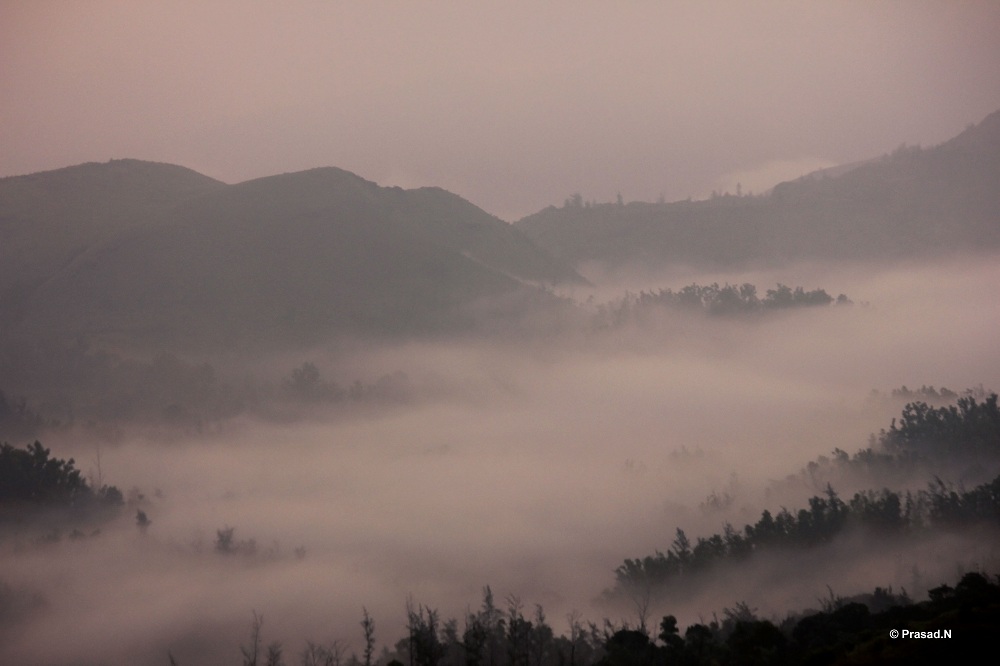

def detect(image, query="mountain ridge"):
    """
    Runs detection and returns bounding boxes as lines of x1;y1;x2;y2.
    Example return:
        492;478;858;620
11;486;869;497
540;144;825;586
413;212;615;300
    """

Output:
3;109;997;349
0;160;582;351
515;109;1000;272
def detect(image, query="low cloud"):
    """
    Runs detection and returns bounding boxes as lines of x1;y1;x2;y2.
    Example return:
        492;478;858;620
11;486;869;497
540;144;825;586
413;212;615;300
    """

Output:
2;255;998;664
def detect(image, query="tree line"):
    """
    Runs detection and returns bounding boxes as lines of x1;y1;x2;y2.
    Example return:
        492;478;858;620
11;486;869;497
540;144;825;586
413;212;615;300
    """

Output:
0;440;123;521
0;340;418;442
781;390;1000;496
202;570;997;666
614;393;1000;599
613;473;999;598
593;282;850;328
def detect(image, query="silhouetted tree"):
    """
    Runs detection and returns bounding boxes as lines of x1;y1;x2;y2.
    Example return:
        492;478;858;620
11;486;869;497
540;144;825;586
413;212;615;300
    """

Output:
242;611;263;666
362;607;376;666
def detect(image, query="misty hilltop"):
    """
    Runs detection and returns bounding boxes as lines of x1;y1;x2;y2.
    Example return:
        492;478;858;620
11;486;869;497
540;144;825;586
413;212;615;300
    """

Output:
3;110;999;351
0;159;226;297
516;109;1000;272
0;162;583;350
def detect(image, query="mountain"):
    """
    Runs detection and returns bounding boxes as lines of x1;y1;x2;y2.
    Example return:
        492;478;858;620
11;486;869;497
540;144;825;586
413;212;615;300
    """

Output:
0;162;582;350
0;160;226;317
515;110;1000;272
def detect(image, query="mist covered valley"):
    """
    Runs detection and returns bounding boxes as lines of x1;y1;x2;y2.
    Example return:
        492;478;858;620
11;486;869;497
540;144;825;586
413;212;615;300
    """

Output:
2;248;999;664
2;106;1000;664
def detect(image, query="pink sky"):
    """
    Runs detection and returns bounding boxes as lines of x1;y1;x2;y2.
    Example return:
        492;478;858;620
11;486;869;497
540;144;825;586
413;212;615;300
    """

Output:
2;1;999;219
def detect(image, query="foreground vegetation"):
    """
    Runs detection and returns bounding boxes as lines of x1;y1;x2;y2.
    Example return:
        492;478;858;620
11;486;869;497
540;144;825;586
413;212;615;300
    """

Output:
0;440;122;513
3;394;996;664
167;392;996;664
209;569;994;666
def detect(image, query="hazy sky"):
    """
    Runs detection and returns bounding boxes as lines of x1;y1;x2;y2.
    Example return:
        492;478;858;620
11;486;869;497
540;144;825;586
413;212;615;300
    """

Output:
2;1;999;219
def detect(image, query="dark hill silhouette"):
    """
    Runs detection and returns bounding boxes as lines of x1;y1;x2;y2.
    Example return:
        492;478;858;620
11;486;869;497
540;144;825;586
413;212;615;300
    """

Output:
0;160;226;318
1;163;582;350
515;110;1000;271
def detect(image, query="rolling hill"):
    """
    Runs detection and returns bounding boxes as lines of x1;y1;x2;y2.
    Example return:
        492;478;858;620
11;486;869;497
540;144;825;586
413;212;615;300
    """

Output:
0;162;583;350
515;110;1000;272
0;160;227;319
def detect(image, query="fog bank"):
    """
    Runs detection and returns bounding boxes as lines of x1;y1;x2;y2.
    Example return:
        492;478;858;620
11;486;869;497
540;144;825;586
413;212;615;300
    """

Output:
2;256;998;664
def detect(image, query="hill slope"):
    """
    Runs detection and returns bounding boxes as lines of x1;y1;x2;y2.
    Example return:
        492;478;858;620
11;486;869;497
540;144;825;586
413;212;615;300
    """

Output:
1;163;582;350
0;159;226;317
516;110;1000;271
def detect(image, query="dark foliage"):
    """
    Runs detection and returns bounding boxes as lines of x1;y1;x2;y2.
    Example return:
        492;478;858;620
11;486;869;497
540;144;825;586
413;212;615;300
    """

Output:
888;385;959;404
614;394;999;599
594;282;845;328
0;440;121;509
219;571;996;666
879;393;1000;459
613;474;1000;597
786;391;1000;495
